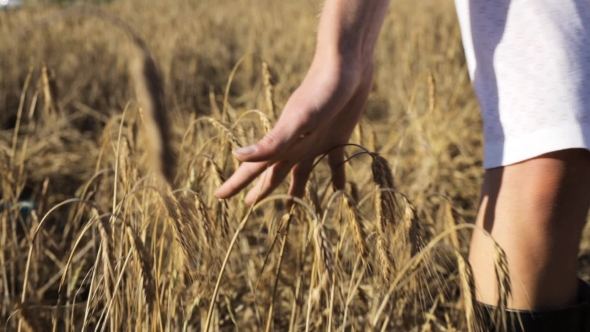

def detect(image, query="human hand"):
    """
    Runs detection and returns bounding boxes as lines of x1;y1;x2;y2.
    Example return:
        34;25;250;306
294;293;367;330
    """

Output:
214;55;374;205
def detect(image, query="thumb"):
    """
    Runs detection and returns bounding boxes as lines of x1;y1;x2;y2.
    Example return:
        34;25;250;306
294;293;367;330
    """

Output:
232;110;311;162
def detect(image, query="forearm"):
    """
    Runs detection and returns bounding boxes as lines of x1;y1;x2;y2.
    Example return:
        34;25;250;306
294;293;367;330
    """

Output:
315;0;391;63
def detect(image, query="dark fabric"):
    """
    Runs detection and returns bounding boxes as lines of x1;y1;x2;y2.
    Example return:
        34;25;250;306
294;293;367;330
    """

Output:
477;279;590;332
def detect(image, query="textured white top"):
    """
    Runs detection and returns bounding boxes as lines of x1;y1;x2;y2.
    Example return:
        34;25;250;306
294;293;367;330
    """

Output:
454;0;590;168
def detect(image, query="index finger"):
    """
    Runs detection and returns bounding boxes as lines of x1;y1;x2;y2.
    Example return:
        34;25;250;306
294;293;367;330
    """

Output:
214;161;269;199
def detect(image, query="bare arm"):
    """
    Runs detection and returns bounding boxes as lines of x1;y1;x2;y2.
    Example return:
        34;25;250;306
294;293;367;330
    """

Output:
317;0;391;63
215;0;391;204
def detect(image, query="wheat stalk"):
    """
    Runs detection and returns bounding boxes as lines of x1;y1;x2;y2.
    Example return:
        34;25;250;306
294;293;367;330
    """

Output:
456;251;479;332
123;221;156;312
41;63;60;118
428;70;436;115
492;241;511;332
314;222;335;285
205;117;242;148
400;196;430;256
164;194;208;282
377;236;396;283
262;61;277;120
371;154;399;282
92;209;116;304
371;154;397;234
343;196;369;262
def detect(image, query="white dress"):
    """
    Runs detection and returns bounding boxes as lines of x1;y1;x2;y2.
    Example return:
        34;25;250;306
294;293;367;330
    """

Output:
454;0;590;169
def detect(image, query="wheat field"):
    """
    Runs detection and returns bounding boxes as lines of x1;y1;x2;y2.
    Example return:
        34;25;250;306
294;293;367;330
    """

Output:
2;1;590;331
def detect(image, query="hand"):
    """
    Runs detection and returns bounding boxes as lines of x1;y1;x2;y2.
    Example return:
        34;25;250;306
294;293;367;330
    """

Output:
214;55;374;205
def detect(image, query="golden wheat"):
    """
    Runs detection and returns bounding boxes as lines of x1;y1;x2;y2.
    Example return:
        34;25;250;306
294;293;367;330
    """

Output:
0;0;532;330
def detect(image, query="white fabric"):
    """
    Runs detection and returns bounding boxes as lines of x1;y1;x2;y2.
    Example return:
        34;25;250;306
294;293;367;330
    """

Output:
454;0;590;169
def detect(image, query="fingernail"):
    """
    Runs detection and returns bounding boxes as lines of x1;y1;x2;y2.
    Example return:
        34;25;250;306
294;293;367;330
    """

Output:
232;145;257;157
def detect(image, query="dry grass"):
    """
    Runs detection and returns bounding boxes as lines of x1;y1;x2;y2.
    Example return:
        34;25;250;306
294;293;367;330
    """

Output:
2;0;590;331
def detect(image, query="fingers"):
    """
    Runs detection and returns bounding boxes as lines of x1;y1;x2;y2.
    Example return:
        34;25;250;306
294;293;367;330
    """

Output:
288;159;315;199
244;160;294;205
214;161;269;199
232;107;314;163
328;147;346;191
241;148;345;206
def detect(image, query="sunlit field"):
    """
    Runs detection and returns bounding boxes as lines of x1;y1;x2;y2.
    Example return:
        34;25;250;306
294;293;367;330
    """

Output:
2;1;589;331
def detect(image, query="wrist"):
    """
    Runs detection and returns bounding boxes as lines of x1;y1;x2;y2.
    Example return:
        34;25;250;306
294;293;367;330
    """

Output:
312;43;374;80
315;36;369;68
314;0;390;68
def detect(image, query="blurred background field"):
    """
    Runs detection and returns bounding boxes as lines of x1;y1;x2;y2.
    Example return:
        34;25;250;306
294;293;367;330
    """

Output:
2;0;584;331
1;0;482;212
